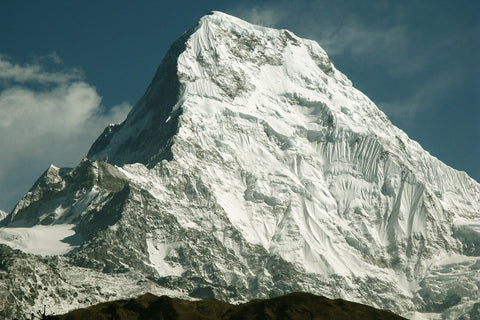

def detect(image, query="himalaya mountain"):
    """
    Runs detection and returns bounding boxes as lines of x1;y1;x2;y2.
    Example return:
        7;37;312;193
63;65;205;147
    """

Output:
0;12;478;320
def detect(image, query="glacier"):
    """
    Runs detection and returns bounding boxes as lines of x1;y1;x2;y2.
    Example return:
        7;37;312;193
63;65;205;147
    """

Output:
0;11;479;320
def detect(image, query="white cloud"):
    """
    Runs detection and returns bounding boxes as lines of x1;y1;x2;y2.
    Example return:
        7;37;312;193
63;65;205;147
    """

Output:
0;56;131;212
233;6;287;27
0;54;83;84
316;20;408;62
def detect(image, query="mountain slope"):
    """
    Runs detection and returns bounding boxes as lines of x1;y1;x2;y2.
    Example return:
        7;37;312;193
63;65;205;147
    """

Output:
0;11;478;320
53;292;408;320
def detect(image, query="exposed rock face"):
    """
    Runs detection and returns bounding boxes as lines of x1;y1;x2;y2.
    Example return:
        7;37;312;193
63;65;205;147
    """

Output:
0;11;478;320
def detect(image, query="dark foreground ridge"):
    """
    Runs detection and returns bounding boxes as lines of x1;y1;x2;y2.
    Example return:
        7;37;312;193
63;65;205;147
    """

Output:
53;292;407;320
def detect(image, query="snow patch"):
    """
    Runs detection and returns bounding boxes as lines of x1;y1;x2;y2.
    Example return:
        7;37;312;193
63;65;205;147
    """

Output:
0;224;78;255
146;237;184;277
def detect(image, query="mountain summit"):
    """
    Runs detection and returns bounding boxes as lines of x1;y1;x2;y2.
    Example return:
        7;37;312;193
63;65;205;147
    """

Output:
0;12;478;319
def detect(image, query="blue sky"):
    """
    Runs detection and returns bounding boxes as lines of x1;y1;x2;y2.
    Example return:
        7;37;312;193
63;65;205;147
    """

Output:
0;0;478;211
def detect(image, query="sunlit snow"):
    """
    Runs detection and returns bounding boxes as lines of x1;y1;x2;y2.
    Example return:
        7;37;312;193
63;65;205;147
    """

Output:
0;224;78;255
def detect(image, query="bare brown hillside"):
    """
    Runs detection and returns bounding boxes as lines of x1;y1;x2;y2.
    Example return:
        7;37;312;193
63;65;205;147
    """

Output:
53;292;407;320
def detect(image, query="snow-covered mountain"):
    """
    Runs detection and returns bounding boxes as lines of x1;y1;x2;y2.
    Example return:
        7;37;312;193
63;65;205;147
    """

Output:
0;11;478;320
0;209;7;221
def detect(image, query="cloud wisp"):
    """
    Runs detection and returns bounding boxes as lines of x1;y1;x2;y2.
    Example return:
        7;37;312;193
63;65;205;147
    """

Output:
230;1;475;122
231;2;410;70
378;65;461;124
232;5;288;27
0;53;83;84
0;55;131;212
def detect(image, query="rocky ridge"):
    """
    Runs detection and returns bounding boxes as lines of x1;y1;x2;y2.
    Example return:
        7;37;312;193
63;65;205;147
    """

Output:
53;292;408;320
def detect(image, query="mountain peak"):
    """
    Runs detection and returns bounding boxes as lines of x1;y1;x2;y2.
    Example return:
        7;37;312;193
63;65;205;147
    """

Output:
86;11;344;167
201;11;268;29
